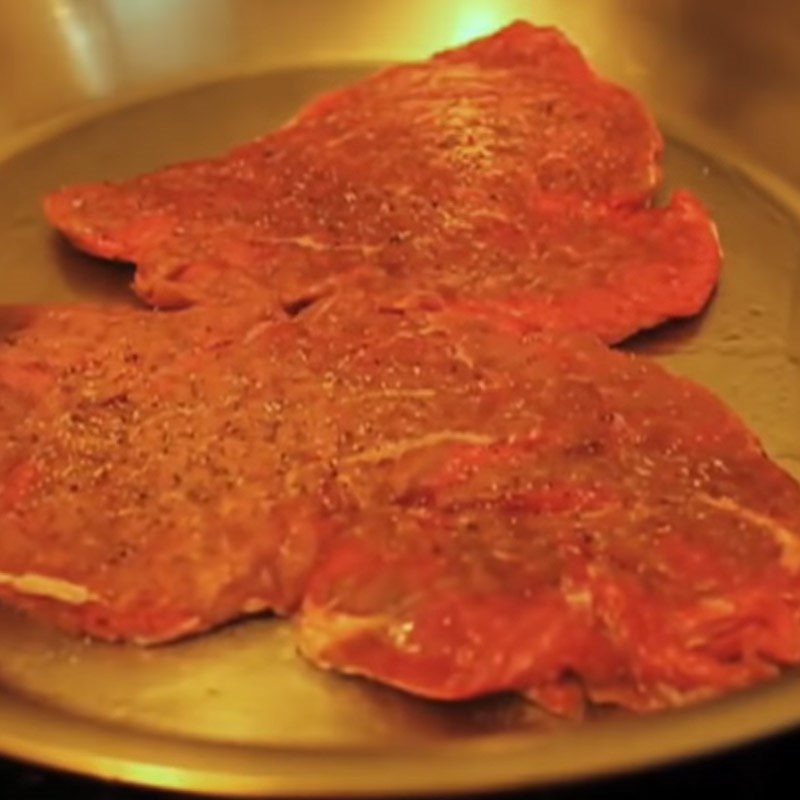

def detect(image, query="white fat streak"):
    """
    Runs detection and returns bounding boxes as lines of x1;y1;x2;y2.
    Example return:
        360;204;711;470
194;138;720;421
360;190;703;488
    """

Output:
270;235;382;256
698;493;800;570
0;571;98;605
297;610;379;661
343;430;494;465
133;616;201;646
299;608;416;661
242;597;269;613
563;587;592;609
353;388;437;400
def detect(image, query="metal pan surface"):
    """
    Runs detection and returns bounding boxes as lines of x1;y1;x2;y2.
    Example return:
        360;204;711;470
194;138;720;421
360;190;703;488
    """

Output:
0;1;798;795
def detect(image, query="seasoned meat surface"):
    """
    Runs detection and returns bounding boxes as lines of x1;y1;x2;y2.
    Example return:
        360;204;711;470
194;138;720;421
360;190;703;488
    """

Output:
299;307;800;714
2;297;799;717
43;23;718;342
0;301;335;642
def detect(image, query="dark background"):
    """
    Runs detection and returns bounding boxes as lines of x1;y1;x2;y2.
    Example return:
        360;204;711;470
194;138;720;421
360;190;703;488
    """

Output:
3;728;798;799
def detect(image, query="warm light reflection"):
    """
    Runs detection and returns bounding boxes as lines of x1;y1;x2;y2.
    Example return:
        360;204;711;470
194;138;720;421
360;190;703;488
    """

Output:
450;3;513;47
104;0;232;76
117;761;197;790
373;0;526;61
51;0;113;96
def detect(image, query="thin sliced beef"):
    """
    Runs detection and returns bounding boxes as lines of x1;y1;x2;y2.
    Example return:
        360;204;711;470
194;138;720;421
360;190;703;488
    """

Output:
2;298;800;718
42;23;718;342
297;300;800;715
0;301;337;643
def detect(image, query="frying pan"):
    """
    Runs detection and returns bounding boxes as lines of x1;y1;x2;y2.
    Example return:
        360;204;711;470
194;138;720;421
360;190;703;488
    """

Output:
0;0;798;795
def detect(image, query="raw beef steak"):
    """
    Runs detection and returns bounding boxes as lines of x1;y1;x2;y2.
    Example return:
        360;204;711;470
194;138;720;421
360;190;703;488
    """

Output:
2;298;800;718
297;301;800;714
43;23;719;342
0;300;338;643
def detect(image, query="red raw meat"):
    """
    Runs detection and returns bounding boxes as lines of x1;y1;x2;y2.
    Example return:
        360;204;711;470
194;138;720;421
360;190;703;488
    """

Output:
43;23;719;342
2;298;800;718
0;301;338;643
296;301;800;715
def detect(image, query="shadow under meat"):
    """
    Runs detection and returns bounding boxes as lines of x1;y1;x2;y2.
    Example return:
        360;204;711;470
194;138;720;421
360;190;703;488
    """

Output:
621;294;714;357
49;233;142;307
